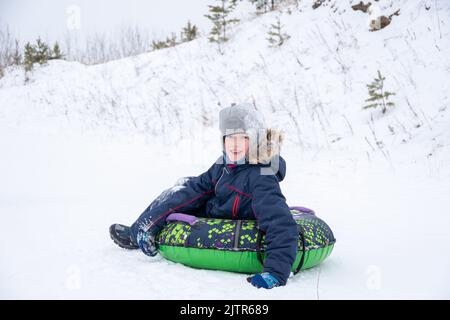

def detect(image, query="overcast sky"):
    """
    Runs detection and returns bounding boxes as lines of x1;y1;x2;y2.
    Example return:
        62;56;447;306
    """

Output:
0;0;215;44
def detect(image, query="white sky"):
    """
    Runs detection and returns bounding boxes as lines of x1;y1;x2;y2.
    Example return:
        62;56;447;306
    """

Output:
0;0;215;44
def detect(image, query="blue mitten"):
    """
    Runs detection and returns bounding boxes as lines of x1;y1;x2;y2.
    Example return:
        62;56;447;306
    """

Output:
137;230;158;257
247;272;281;289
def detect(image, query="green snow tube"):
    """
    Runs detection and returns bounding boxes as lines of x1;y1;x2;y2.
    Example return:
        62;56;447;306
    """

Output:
156;207;336;274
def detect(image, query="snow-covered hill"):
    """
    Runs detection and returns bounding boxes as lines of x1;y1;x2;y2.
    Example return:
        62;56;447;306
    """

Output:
1;0;449;299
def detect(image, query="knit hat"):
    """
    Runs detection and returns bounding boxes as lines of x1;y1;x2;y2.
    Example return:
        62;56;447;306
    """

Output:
219;103;266;138
219;103;284;165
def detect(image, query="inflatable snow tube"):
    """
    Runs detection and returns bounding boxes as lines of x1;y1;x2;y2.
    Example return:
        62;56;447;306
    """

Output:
156;207;336;274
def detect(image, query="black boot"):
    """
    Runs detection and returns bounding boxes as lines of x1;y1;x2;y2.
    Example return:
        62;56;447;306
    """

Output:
109;224;139;250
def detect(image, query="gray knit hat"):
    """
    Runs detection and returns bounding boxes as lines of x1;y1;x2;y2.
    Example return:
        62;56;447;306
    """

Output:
218;103;269;164
219;103;266;138
218;103;285;167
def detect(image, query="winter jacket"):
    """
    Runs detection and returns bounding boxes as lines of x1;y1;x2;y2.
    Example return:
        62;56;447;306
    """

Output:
130;152;298;285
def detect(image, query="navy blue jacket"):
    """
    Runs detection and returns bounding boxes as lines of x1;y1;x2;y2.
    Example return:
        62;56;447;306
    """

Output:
130;154;298;284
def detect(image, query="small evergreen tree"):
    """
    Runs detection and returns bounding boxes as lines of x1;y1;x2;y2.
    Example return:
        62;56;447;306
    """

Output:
152;21;199;51
204;0;240;52
50;41;64;60
363;70;396;114
266;16;290;47
249;0;276;13
151;33;179;50
22;38;55;72
35;38;50;64
23;42;36;72
181;20;198;42
151;39;168;50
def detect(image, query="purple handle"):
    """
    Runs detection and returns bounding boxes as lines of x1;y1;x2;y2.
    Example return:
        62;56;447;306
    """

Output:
289;206;315;216
166;213;199;225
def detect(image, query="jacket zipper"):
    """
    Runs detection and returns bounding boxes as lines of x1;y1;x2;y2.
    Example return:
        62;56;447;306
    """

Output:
215;167;227;195
231;194;240;220
233;220;242;250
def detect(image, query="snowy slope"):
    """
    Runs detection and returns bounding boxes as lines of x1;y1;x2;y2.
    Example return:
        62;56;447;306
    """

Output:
1;0;450;299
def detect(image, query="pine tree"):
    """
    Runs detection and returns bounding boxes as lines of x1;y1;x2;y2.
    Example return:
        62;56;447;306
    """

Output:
249;0;276;13
181;20;198;42
23;38;54;72
35;38;50;65
204;0;240;52
363;70;396;114
151;32;180;50
266;16;290;47
23;42;36;72
50;41;64;60
151;39;168;50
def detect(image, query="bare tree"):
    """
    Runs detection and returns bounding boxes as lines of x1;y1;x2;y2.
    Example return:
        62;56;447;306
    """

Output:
0;25;21;77
62;25;154;65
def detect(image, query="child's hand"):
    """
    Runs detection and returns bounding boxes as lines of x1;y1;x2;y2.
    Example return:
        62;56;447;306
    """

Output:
246;272;281;289
137;231;158;257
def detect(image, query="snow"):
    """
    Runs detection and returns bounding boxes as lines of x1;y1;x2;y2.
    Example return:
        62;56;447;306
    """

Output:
1;0;450;299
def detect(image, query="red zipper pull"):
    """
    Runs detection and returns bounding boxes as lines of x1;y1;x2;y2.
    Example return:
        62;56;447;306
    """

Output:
232;194;240;220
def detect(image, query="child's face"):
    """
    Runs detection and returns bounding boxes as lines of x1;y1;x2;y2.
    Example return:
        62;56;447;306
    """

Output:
224;133;249;162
